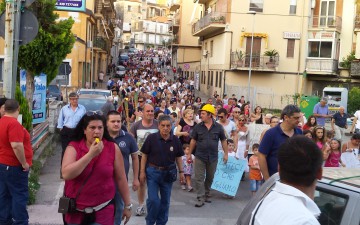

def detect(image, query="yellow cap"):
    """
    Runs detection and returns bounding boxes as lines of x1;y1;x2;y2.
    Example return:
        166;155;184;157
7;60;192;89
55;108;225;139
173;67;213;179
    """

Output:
200;104;216;115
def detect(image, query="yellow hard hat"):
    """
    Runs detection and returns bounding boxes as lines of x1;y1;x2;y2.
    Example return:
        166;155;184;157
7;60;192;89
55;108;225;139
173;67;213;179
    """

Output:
200;104;216;115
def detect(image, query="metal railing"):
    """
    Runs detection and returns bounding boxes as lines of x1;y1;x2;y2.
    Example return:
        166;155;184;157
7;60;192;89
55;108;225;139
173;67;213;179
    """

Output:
93;36;108;51
309;16;342;31
230;52;279;70
350;61;360;76
306;58;338;73
192;12;226;34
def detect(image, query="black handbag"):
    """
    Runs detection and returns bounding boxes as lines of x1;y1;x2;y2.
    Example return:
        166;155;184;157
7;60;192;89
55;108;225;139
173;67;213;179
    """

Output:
164;168;177;183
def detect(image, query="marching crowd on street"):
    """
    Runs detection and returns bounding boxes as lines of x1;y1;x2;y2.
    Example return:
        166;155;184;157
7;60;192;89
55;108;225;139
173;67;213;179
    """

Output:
0;48;360;225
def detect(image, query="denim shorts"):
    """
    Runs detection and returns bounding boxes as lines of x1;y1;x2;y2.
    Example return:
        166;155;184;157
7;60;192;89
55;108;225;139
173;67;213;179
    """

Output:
250;179;262;192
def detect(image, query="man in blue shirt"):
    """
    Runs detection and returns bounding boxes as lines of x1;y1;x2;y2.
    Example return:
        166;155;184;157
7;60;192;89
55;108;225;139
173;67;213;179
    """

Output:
331;106;349;140
258;105;303;180
57;92;86;166
313;97;331;126
107;110;139;225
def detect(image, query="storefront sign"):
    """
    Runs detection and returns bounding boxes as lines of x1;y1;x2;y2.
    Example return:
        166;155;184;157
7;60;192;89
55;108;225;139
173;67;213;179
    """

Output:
283;32;301;39
55;0;86;12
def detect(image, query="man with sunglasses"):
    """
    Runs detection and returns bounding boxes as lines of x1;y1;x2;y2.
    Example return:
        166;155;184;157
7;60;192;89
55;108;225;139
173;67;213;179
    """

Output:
130;104;158;216
258;105;302;181
217;108;237;148
57;92;86;168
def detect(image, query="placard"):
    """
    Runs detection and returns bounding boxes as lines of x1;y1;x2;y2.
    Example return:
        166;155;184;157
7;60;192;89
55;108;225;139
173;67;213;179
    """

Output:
55;0;86;12
32;74;47;124
211;152;247;196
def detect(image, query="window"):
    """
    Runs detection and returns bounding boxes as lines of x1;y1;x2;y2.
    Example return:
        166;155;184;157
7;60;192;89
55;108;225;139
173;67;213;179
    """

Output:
210;40;213;57
211;71;213;86
287;39;295;58
128;5;131;12
289;0;297;14
219;72;222;87
205;42;208;51
146;34;149;43
249;0;263;13
207;71;210;85
308;41;332;58
160;25;163;34
314;188;348;225
215;71;218;87
320;1;335;27
0;58;3;81
138;6;141;13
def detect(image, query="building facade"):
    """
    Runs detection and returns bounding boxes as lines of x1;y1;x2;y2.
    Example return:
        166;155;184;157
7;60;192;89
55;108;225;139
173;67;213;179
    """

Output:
192;0;359;109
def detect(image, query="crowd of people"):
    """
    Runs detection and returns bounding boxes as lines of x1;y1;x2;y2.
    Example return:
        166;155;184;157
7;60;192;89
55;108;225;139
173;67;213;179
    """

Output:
1;47;360;225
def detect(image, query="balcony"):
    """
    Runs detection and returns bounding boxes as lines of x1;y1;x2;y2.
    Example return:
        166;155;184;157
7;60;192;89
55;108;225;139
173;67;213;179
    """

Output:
198;0;210;4
230;52;279;71
192;12;226;37
309;16;342;32
306;58;338;74
355;16;360;31
168;18;180;34
93;36;108;52
169;2;180;12
350;60;360;77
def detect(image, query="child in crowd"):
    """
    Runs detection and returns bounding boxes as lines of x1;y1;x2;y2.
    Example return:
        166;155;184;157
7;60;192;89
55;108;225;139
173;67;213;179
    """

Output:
312;126;326;150
181;144;195;192
248;144;262;196
303;130;313;139
223;139;237;199
324;139;345;167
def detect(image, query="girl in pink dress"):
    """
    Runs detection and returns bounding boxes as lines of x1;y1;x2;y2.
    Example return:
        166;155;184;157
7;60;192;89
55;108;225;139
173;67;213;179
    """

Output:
325;139;345;167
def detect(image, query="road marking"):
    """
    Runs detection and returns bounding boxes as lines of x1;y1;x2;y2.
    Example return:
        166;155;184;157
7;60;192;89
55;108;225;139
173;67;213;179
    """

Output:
52;181;64;205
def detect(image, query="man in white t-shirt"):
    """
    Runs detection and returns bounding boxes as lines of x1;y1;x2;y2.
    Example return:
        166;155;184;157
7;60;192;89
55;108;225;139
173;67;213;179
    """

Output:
350;110;360;134
250;136;322;225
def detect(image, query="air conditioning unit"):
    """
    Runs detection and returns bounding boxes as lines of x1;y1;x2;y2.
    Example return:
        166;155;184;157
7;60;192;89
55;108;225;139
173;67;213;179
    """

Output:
87;41;93;48
203;50;208;56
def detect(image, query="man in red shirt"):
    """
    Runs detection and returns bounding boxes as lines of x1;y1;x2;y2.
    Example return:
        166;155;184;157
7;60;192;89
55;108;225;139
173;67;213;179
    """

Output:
0;99;33;225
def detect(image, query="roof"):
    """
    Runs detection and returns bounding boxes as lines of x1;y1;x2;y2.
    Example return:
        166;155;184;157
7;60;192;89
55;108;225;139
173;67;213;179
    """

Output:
150;16;168;23
321;168;360;190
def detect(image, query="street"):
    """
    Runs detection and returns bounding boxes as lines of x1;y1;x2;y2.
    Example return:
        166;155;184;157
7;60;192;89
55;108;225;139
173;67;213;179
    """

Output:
28;136;252;225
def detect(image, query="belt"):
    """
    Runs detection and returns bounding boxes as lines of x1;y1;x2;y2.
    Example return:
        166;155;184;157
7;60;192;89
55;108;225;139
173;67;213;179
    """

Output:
76;199;113;214
148;163;176;171
63;126;75;130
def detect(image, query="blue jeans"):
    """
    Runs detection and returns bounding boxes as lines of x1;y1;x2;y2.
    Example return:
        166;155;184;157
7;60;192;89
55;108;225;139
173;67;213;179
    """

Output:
145;166;173;225
114;189;124;225
0;164;29;225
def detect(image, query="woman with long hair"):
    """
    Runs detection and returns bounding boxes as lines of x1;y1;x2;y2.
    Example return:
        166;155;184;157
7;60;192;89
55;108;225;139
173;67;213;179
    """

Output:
303;115;317;131
312;126;326;150
61;113;131;225
250;106;264;124
176;109;197;146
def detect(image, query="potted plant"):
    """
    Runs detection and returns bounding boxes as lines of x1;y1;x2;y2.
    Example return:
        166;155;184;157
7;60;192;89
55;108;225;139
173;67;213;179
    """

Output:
235;50;244;67
264;49;279;68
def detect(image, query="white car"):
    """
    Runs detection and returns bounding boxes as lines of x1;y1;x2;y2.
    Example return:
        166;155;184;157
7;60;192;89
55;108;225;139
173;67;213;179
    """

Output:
77;88;112;97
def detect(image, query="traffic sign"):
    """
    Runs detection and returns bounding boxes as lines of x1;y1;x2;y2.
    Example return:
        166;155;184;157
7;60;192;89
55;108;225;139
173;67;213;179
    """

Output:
0;9;39;45
56;75;66;80
58;63;72;75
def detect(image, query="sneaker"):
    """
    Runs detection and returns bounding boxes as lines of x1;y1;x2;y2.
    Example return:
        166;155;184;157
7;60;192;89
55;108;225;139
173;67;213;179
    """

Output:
181;185;186;190
187;186;193;192
136;205;146;216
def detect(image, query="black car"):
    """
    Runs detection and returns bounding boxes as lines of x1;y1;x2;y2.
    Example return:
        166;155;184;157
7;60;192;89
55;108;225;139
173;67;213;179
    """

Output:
46;85;63;101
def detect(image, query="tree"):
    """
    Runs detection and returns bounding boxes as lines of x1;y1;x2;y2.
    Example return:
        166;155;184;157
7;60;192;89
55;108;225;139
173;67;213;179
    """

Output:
1;0;75;118
15;86;32;132
348;87;360;115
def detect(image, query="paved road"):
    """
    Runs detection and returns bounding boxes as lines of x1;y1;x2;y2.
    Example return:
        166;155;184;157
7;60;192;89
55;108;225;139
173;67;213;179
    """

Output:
28;137;251;225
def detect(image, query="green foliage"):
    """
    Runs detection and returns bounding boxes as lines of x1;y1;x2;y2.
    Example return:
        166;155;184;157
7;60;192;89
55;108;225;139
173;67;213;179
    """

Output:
15;86;32;132
339;51;356;69
264;49;279;57
28;160;41;205
235;50;244;60
348;86;360;115
18;0;75;84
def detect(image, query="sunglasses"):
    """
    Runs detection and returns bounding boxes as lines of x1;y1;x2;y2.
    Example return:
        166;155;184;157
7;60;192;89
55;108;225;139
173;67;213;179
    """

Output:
86;110;103;116
218;116;224;119
138;101;144;103
239;119;246;122
233;111;240;114
146;110;154;112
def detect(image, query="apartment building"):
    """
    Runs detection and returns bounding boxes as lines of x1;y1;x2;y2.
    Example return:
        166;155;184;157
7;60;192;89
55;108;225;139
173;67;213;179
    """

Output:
168;0;201;80
192;0;359;109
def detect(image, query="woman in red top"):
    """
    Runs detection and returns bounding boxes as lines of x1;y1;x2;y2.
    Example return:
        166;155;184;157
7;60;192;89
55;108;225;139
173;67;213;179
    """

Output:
61;112;131;225
302;115;317;131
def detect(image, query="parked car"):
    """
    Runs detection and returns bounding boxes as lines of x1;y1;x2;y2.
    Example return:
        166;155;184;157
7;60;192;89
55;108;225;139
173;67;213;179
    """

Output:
46;85;63;101
78;94;106;112
236;168;360;225
114;66;126;79
118;53;129;65
77;88;112;97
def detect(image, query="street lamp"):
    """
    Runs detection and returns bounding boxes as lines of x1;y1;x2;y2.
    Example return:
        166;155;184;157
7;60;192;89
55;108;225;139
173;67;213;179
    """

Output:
247;11;256;104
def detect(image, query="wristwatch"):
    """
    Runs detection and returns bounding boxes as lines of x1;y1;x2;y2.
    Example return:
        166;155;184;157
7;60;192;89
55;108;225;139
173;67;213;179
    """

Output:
125;203;133;210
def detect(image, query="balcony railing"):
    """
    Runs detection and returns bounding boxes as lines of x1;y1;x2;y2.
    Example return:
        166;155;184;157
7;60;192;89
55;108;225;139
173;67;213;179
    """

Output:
355;16;360;30
350;61;360;76
192;12;226;34
306;58;338;73
93;37;108;51
230;52;279;70
309;16;342;31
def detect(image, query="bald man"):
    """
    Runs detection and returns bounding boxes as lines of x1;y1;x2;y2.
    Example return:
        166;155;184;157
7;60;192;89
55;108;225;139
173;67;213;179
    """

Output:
331;106;349;140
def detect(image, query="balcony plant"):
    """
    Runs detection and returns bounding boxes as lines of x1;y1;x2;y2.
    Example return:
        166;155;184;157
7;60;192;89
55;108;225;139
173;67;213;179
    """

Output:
264;49;279;68
210;15;225;23
235;50;244;67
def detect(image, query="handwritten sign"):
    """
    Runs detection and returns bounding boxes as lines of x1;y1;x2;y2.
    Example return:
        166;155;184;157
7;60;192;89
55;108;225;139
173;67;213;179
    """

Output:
341;152;360;168
211;152;247;196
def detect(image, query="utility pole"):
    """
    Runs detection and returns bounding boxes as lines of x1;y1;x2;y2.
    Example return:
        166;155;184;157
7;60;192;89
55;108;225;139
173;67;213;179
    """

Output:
3;0;16;98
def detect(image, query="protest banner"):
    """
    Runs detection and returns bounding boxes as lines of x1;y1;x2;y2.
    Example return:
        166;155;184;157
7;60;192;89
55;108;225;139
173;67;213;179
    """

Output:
211;152;247;196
